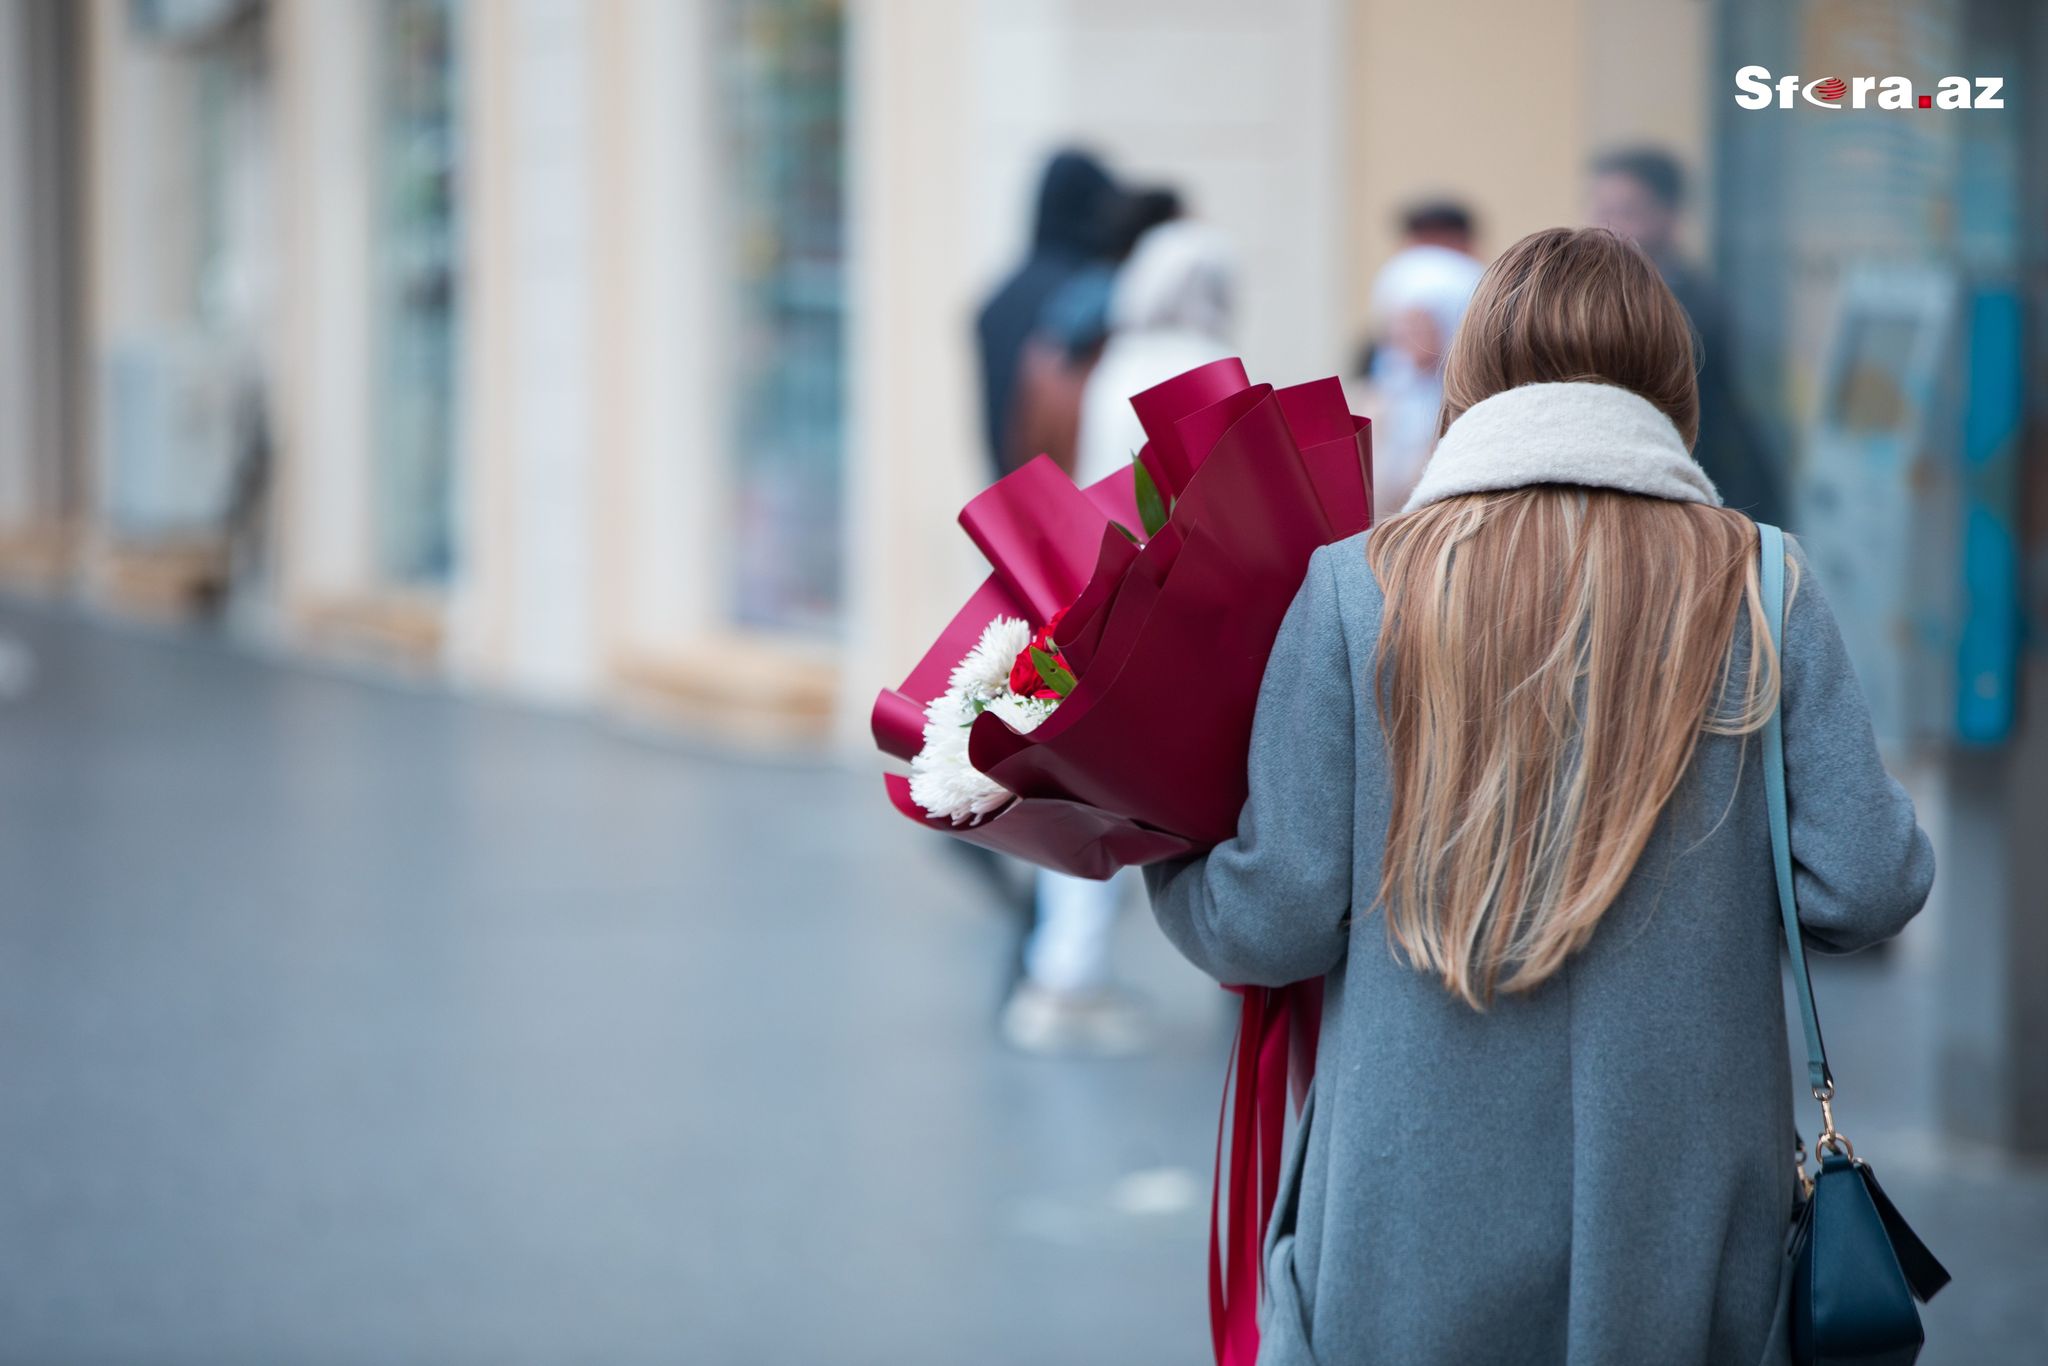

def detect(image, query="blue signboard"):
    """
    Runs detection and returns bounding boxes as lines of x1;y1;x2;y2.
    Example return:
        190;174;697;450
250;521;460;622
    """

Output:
1954;288;2022;745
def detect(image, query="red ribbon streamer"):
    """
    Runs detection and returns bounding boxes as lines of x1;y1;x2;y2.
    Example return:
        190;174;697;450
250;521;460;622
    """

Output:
1210;980;1323;1366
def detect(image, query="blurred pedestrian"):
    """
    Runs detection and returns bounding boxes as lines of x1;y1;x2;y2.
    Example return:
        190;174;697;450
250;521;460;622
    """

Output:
1005;185;1185;482
1354;201;1485;517
1590;146;1784;524
975;150;1126;482
1002;216;1236;1057
1147;227;1932;1364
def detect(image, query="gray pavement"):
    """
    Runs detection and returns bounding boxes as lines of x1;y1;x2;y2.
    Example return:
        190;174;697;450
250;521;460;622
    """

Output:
1;600;2043;1365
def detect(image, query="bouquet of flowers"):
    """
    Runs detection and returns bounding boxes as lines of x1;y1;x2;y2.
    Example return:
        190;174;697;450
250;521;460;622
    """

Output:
872;356;1371;1364
874;357;1371;873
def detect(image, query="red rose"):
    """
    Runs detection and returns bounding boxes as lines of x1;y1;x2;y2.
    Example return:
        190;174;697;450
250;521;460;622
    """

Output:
1009;607;1071;699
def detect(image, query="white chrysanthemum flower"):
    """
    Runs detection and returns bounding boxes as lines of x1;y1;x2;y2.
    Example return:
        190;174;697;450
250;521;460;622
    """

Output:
908;615;1061;826
952;616;1032;698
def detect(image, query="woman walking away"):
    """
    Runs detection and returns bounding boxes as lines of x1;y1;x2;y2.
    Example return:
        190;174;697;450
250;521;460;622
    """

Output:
1146;227;1933;1366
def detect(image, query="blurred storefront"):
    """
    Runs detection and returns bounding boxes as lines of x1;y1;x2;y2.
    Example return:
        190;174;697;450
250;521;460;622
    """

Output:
1713;0;2048;1155
0;0;1360;739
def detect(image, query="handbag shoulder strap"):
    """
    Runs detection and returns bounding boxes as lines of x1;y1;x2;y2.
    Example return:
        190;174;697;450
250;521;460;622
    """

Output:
1757;522;1834;1097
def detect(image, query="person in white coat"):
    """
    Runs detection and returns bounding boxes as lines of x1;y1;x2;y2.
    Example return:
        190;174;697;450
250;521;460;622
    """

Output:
1072;219;1238;485
1002;218;1239;1055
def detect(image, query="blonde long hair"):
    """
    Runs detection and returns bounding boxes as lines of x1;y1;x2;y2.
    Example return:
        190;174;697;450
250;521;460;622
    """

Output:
1367;228;1788;1008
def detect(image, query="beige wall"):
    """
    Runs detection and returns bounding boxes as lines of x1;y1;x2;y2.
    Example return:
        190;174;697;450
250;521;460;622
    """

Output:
79;0;202;558
1344;0;1710;329
447;0;607;700
271;0;376;610
1583;0;1711;206
585;0;730;675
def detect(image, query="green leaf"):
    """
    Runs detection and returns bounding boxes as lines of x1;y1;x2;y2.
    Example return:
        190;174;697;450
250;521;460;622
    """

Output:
1109;520;1140;544
1133;454;1170;539
1030;646;1078;698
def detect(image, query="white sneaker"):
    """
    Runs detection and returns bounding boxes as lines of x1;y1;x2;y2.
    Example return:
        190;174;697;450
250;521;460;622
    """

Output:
1000;981;1151;1057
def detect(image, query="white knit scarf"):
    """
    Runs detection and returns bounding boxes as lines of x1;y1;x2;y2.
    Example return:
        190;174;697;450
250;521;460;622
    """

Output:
1402;381;1721;512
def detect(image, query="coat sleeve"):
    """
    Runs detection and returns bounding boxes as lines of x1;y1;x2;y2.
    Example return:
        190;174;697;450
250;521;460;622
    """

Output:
1143;544;1356;986
1779;538;1936;953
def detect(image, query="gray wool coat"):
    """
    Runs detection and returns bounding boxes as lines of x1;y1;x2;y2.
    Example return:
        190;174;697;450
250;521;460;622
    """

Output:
1145;530;1934;1366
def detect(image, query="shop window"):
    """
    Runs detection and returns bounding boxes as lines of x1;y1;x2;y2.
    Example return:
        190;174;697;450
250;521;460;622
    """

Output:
372;0;461;585
721;0;847;634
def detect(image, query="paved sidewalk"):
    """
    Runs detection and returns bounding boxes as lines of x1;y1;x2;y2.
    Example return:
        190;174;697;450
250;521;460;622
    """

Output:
0;601;2041;1364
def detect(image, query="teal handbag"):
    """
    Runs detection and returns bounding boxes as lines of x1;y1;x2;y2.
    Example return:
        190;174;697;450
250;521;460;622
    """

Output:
1758;523;1951;1366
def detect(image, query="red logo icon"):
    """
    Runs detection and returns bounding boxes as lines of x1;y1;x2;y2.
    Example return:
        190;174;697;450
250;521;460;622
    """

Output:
1812;77;1848;102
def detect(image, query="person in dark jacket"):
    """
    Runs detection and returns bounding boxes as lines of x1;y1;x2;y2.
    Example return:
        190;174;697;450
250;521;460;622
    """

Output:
1590;146;1785;525
974;150;1124;481
1003;185;1185;482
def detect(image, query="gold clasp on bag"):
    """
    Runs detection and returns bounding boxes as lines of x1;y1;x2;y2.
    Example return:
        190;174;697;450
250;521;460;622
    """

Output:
1814;1088;1856;1163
